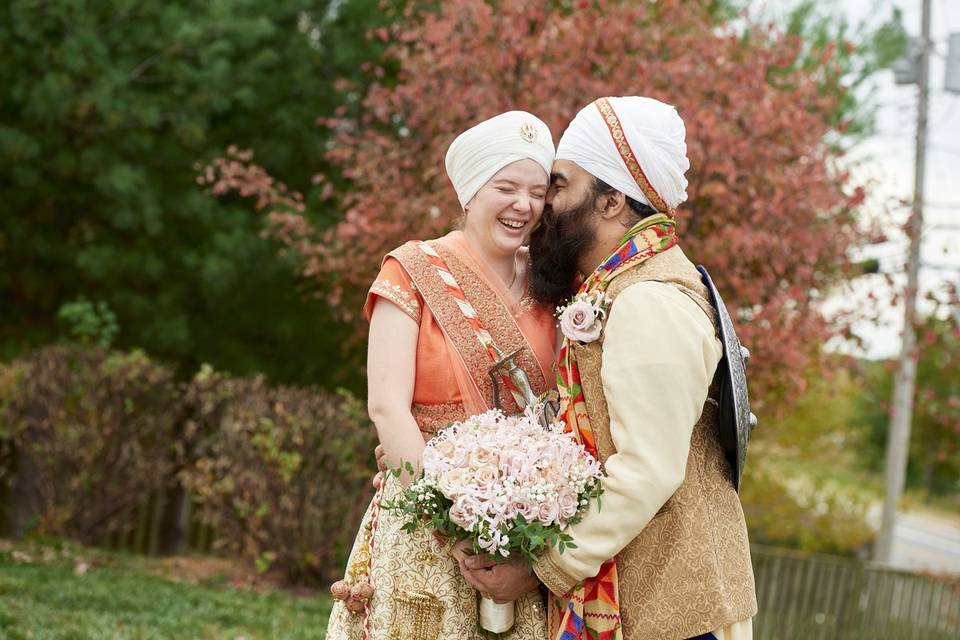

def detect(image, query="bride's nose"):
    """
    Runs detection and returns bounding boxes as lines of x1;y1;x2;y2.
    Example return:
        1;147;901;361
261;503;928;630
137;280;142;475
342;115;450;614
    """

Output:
511;194;532;212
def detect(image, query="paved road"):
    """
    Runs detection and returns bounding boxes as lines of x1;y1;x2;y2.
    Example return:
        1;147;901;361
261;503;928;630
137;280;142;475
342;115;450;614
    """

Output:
888;510;960;575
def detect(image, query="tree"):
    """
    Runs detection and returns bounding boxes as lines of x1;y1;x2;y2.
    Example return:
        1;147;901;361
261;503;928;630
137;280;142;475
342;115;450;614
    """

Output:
860;285;960;497
0;0;387;387
774;0;908;141
207;0;896;405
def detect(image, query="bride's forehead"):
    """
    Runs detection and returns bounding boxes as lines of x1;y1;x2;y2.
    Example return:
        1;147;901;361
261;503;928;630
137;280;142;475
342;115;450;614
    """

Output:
490;159;548;185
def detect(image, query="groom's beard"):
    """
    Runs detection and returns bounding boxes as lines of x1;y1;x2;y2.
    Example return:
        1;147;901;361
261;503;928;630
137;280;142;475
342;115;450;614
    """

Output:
528;197;597;308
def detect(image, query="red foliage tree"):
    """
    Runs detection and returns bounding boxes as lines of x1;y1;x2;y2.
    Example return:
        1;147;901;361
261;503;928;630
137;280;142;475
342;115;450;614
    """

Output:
205;0;871;406
913;285;960;486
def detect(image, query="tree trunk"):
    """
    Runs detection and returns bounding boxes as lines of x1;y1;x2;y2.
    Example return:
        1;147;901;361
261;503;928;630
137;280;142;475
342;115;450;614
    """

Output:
156;481;190;555
4;444;41;539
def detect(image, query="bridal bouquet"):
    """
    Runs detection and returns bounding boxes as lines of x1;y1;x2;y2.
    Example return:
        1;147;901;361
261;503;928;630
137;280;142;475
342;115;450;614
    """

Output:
384;408;603;632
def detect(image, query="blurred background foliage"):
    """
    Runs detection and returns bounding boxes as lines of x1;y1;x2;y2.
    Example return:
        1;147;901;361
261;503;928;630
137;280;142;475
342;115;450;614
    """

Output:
0;0;396;387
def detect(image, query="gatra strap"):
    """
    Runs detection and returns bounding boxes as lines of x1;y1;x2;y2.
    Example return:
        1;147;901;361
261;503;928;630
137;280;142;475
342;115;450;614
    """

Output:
552;214;677;640
415;241;525;410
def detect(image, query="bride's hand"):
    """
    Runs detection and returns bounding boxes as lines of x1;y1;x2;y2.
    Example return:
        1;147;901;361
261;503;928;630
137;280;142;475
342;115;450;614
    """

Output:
371;444;388;489
375;444;387;471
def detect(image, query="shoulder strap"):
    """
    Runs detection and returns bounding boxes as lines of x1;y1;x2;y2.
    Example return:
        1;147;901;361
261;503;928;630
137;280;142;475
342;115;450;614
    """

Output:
389;242;547;413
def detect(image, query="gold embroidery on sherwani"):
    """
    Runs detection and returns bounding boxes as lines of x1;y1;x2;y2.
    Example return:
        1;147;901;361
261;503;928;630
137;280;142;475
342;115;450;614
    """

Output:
533;546;578;598
569;247;757;640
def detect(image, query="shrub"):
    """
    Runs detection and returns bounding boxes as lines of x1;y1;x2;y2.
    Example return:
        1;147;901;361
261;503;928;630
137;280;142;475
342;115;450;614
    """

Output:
181;367;376;584
0;345;179;542
741;459;875;557
0;345;379;584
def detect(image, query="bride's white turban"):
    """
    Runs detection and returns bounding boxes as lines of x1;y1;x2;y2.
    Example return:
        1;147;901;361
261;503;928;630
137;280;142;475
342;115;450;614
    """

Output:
556;96;689;213
445;111;555;209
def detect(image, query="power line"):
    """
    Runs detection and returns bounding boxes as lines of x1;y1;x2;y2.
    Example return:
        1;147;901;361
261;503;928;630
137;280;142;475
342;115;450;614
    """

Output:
921;261;960;271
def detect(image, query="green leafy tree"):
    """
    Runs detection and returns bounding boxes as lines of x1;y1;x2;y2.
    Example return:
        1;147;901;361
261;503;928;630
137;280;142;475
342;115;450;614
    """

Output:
773;0;908;140
0;0;387;387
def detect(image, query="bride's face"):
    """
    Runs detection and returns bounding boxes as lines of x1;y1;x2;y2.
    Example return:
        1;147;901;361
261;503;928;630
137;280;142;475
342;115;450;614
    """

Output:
462;159;548;259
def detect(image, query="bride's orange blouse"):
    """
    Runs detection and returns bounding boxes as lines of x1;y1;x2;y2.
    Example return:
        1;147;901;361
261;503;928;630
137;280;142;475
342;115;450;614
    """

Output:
363;231;556;411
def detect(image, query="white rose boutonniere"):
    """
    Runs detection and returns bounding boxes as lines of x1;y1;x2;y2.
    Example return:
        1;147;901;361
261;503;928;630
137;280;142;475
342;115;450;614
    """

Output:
556;291;611;344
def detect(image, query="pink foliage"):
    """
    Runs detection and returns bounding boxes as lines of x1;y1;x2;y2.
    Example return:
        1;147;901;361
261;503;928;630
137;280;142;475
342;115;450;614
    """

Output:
204;0;872;404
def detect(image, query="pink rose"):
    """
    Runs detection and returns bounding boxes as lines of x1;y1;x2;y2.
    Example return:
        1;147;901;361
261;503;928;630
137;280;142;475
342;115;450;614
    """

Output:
472;465;500;494
438;468;468;498
468;446;497;468
449;495;480;530
450;445;470;467
434;438;455;459
537;500;561;526
557;491;579;520
560;300;602;343
517;500;538;522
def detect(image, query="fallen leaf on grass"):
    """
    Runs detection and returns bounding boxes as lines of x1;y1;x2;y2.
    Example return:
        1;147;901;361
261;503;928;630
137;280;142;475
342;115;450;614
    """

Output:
11;550;32;563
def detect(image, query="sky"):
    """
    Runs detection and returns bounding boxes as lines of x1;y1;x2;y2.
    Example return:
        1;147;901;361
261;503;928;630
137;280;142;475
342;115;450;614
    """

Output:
752;0;960;359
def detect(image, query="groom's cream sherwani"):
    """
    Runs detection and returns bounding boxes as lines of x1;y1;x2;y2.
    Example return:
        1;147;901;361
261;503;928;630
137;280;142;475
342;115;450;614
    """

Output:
534;246;757;640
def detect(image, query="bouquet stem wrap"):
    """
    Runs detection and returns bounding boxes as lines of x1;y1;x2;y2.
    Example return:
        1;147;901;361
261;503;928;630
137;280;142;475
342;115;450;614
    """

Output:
479;596;514;633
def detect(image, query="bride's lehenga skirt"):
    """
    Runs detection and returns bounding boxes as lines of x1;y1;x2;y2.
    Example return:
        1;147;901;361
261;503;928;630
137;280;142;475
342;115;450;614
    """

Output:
325;476;547;640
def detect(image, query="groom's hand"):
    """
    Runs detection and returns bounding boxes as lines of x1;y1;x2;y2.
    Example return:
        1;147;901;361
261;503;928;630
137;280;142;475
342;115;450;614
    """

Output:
459;554;539;603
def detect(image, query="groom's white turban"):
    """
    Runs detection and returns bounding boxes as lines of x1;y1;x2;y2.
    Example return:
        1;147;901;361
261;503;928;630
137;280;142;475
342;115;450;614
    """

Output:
445;111;555;209
556;96;689;213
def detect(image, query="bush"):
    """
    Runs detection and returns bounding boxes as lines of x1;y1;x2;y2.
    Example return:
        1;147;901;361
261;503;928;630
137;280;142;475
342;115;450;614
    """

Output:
0;345;377;585
741;459;875;557
0;345;179;542
181;367;376;584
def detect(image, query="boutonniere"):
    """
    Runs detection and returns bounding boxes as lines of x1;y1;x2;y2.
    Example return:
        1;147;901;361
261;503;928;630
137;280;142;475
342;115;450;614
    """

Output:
556;291;611;344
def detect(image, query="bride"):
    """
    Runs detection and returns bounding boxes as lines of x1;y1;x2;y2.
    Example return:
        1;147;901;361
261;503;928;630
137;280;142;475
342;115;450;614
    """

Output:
325;111;557;640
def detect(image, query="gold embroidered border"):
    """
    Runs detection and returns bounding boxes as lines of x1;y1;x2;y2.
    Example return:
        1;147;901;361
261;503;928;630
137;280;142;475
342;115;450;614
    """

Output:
534;550;579;598
411;402;466;435
594;97;671;214
369;278;421;323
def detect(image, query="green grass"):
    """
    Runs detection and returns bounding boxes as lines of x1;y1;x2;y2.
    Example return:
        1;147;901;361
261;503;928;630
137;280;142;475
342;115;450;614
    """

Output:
0;542;332;639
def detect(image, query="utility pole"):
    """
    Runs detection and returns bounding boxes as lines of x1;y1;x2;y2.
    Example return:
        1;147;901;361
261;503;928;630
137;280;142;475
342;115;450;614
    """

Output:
875;0;931;564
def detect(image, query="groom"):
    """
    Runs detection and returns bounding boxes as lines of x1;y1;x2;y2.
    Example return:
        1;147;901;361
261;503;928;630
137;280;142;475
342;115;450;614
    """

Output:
458;97;758;640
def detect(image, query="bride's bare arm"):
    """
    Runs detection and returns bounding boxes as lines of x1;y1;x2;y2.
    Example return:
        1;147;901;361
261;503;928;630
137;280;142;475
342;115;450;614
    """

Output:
366;300;424;484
